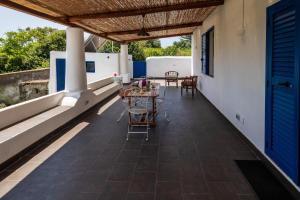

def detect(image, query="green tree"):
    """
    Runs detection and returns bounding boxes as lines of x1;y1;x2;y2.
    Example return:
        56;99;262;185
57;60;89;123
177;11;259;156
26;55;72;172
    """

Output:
144;39;161;48
173;35;192;49
99;41;120;53
128;42;145;61
0;27;66;73
163;46;178;56
99;36;191;60
143;48;164;57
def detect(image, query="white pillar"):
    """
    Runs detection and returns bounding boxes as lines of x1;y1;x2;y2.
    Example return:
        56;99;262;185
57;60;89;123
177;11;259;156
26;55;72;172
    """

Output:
120;44;130;83
65;27;87;95
192;28;201;76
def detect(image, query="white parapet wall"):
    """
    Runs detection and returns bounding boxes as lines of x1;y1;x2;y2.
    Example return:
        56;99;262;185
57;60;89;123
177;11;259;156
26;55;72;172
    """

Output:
0;77;121;165
146;56;192;78
49;51;133;93
49;51;120;93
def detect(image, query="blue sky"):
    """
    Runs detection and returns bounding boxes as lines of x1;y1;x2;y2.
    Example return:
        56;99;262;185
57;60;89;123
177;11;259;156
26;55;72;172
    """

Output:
0;6;179;48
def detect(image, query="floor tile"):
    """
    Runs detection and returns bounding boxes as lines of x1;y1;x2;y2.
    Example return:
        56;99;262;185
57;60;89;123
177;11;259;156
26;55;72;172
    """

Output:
126;193;154;200
129;171;156;193
0;87;266;200
108;163;135;181
98;181;129;200
158;162;181;181
141;145;159;157
117;150;141;163
136;157;158;171
182;194;213;200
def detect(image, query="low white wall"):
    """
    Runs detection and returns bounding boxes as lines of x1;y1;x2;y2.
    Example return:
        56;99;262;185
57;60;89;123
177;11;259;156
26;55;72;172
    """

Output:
192;0;298;189
0;92;64;130
0;77;120;165
146;56;191;77
49;51;120;93
88;76;115;91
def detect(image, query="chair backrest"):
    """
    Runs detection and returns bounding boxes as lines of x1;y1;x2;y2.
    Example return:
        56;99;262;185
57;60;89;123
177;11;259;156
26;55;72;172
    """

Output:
165;71;179;77
192;76;198;86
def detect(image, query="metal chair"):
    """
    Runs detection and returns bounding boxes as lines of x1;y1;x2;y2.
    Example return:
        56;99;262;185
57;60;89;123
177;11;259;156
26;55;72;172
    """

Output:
126;88;150;141
116;88;130;122
155;86;170;121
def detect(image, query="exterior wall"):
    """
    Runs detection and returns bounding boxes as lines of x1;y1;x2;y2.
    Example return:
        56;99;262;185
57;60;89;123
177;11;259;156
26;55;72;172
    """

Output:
192;0;299;189
49;51;120;93
0;69;49;107
50;51;133;93
146;56;191;77
19;80;48;101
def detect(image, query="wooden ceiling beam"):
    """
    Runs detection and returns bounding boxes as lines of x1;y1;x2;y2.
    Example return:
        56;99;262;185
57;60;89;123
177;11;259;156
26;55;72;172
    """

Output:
68;0;224;21
0;0;120;42
102;22;202;36
123;32;193;43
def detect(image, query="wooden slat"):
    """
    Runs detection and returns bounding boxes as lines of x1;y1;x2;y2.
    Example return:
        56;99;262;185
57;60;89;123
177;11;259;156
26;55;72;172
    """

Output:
68;0;224;21
103;22;202;36
0;0;220;42
123;32;193;43
0;0;120;42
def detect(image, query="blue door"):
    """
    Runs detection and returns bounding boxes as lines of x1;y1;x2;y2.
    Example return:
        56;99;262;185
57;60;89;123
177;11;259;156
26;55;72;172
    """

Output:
133;61;146;78
56;59;66;91
266;0;300;185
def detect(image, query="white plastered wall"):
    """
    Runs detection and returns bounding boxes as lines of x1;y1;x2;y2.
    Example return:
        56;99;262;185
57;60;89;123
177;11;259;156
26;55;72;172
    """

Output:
146;56;191;77
192;0;299;190
49;51;120;93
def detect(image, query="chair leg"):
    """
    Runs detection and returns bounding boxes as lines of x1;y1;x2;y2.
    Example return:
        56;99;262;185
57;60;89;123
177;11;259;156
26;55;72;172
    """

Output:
192;87;194;97
181;86;183;96
127;125;130;141
145;125;149;141
117;109;126;122
164;111;170;122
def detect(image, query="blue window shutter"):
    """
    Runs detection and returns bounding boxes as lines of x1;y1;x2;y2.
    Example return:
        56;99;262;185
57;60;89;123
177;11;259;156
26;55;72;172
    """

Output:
201;33;208;74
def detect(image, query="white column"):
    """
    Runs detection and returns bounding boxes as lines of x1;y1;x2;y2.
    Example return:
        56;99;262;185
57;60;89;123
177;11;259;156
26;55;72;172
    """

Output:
65;27;87;95
120;43;130;83
191;28;201;76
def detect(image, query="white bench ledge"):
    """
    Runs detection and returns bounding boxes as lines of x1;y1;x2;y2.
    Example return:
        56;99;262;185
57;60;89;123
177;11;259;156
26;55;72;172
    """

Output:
93;82;120;96
0;80;121;165
0;106;71;143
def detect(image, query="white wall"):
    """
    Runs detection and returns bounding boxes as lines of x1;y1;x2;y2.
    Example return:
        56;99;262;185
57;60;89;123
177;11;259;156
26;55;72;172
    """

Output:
146;56;191;77
49;51;120;93
192;0;299;189
0;77;120;165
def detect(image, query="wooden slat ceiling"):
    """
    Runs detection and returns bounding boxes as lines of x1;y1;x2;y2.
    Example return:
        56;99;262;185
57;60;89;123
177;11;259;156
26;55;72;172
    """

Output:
0;0;224;43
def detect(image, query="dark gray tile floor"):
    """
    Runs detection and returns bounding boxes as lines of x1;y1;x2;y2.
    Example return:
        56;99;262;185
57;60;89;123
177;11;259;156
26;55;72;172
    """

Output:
2;87;260;200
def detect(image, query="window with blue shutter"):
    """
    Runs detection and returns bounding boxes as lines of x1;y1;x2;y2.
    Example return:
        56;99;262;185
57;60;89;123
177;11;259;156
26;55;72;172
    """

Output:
201;27;214;77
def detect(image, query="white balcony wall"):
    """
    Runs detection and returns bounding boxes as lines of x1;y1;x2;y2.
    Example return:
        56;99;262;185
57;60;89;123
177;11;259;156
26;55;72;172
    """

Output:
49;51;120;93
146;56;191;78
0;77;120;165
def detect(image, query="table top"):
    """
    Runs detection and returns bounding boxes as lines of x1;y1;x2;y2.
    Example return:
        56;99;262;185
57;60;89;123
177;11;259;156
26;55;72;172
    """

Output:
123;83;160;98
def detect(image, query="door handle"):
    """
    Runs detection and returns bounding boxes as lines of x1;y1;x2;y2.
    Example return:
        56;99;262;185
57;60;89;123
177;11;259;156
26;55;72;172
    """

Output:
277;81;293;88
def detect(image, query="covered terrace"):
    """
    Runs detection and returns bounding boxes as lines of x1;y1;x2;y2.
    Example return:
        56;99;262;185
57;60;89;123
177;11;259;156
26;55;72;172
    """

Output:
0;0;299;199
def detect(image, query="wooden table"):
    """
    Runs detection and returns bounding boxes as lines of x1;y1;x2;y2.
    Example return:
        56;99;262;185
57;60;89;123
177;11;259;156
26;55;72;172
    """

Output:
123;83;160;127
